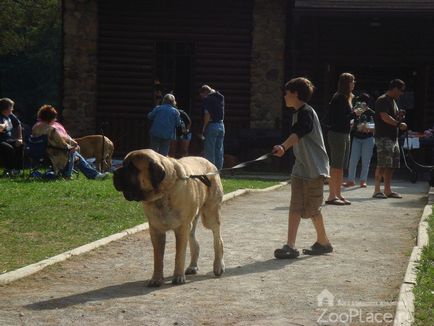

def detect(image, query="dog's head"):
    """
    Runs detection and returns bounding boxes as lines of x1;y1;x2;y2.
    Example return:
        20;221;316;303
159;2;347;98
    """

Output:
113;149;166;202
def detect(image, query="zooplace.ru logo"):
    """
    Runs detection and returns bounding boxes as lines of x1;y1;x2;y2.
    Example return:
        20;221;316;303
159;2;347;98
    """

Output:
316;289;396;324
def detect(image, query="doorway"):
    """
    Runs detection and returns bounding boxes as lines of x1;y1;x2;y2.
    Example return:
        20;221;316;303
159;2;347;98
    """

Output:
155;41;194;114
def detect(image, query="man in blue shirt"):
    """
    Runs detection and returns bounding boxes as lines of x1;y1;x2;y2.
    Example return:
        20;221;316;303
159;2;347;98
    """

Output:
0;98;23;176
147;94;182;156
200;85;225;170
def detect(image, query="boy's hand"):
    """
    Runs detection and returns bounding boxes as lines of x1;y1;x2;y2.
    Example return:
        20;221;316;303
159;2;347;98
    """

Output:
272;145;285;157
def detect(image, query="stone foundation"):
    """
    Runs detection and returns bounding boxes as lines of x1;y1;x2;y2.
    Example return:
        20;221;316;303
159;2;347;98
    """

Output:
250;0;287;129
62;0;98;137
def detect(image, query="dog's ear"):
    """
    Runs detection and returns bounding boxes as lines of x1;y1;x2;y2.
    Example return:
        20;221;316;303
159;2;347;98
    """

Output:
149;161;165;189
113;166;126;191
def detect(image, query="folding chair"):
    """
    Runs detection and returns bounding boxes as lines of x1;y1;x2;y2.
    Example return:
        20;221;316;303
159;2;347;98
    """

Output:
25;134;81;179
25;134;54;178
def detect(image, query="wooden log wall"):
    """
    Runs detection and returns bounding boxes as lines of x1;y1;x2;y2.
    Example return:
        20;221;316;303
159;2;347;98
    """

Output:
287;14;434;131
97;0;253;156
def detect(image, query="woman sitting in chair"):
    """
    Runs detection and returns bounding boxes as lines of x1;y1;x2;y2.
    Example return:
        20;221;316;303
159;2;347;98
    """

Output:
0;98;24;177
31;105;108;180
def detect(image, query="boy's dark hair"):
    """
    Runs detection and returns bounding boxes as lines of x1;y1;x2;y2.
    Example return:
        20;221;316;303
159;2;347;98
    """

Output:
388;79;405;91
37;105;58;122
0;98;15;112
284;77;315;102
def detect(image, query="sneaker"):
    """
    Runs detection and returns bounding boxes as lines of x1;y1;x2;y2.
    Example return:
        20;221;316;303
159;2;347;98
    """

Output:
274;244;300;259
360;181;367;188
95;172;109;180
30;170;43;179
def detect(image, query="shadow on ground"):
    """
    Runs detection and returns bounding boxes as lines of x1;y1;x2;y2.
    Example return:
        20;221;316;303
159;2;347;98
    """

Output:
26;256;314;310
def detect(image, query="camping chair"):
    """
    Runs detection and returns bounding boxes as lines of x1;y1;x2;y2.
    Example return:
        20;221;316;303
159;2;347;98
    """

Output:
25;134;54;178
25;135;78;179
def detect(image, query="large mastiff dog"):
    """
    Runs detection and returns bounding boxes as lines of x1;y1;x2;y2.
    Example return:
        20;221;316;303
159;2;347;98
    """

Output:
75;135;114;172
113;149;224;286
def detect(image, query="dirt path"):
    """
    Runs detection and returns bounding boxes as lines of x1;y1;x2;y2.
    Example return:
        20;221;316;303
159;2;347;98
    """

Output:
0;179;428;325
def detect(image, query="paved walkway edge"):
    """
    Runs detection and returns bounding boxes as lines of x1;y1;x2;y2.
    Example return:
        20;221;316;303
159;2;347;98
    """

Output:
0;181;289;285
393;187;432;325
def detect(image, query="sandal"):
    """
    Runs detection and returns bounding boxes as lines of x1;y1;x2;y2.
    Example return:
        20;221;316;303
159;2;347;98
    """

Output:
302;242;333;255
274;245;300;259
386;192;402;199
342;181;355;187
325;198;345;205
372;192;387;199
338;197;351;205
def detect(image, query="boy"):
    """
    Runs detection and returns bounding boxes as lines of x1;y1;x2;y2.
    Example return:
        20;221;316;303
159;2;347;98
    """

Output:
272;77;333;258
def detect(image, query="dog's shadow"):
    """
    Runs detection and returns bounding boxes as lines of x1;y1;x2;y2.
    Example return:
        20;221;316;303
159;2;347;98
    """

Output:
26;256;313;311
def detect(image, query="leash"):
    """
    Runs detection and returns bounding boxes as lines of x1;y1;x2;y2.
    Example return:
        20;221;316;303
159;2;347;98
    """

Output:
181;153;273;187
401;130;434;170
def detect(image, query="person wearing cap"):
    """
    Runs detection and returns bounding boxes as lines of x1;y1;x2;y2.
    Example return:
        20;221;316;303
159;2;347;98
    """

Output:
372;79;408;199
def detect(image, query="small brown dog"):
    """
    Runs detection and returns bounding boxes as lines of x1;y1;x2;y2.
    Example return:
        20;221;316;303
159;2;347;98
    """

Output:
75;135;114;172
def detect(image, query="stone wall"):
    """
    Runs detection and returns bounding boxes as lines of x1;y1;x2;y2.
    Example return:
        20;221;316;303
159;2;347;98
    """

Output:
250;0;287;129
62;0;98;137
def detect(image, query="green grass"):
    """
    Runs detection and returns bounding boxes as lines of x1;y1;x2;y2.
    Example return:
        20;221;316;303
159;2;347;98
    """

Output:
413;209;434;324
0;175;279;273
221;177;279;194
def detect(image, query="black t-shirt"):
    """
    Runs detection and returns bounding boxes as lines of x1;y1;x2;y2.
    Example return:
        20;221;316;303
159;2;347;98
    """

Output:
291;105;313;139
328;93;354;134
352;110;374;139
374;94;399;140
0;113;21;142
203;91;224;122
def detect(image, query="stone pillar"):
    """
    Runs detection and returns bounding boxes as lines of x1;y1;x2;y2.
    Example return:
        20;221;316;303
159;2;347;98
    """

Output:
62;0;98;137
250;0;287;129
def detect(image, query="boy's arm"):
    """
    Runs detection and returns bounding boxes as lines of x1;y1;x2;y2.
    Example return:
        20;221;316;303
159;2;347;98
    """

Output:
272;133;299;157
272;108;313;157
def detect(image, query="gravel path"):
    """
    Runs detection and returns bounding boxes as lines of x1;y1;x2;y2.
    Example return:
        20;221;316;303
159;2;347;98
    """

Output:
0;179;428;325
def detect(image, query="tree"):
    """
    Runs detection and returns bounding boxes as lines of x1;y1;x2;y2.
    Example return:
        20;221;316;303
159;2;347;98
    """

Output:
0;0;61;124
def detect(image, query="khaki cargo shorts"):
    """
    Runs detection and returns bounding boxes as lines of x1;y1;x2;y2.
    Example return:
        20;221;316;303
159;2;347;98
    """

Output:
375;137;400;169
289;175;324;219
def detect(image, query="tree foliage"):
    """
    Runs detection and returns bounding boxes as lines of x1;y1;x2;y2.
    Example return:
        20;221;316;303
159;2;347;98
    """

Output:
0;0;60;55
0;0;61;123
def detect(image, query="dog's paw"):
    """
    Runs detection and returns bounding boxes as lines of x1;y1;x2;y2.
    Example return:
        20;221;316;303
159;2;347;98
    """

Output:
171;275;186;285
213;260;225;277
147;278;164;287
185;266;198;275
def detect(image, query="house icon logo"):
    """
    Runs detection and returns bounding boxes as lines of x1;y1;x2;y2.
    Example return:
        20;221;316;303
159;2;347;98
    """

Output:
317;289;334;307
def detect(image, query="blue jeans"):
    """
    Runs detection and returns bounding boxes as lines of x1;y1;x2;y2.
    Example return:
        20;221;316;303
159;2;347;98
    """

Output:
204;122;225;170
149;135;171;156
347;136;375;182
63;151;99;179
